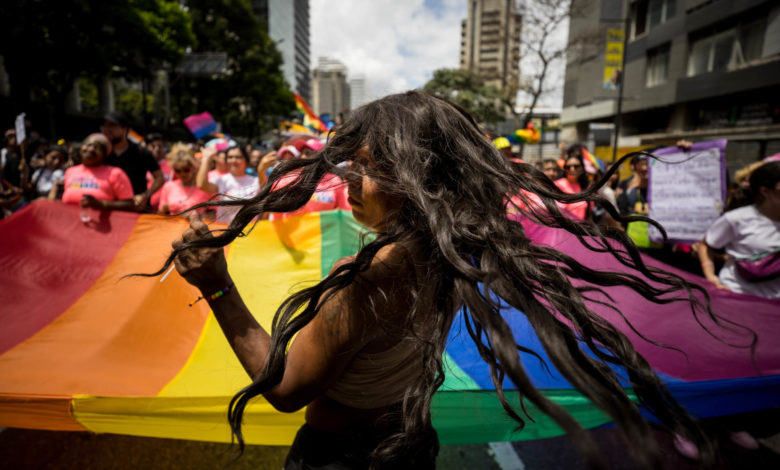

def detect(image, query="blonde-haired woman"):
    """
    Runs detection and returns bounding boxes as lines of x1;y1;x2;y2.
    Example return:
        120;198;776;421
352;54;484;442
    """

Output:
158;144;214;218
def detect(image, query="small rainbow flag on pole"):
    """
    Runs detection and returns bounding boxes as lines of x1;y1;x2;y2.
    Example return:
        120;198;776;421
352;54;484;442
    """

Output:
582;147;606;174
183;112;218;139
293;93;328;133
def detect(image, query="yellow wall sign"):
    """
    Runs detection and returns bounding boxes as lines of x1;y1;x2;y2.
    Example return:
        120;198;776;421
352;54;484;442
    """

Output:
603;29;624;90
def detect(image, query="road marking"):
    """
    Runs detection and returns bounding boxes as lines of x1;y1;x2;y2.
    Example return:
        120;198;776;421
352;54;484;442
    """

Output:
489;442;526;470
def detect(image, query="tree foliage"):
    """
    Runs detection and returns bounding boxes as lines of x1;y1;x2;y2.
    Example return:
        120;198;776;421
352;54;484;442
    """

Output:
175;0;295;138
0;0;194;114
422;68;506;126
514;0;596;127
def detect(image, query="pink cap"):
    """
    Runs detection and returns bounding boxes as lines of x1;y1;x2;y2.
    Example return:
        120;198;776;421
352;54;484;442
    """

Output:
278;145;301;159
304;138;324;151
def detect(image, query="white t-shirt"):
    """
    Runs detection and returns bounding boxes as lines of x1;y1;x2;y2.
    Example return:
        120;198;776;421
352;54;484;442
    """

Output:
705;204;780;299
213;173;259;223
32;168;65;198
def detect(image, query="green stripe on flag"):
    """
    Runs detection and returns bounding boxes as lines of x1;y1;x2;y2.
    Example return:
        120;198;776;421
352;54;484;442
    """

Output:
319;210;372;277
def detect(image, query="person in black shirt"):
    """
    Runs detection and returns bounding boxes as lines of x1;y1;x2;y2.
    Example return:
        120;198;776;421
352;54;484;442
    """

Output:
100;111;163;212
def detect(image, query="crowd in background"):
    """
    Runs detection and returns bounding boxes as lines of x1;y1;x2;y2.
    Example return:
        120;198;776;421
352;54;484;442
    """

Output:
2;111;778;303
0;111;350;224
531;142;780;301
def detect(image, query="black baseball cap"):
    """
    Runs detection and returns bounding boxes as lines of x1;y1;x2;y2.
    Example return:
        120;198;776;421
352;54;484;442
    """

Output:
103;111;130;128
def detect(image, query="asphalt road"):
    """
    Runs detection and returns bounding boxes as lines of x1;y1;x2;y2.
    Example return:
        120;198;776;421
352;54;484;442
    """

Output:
2;423;779;470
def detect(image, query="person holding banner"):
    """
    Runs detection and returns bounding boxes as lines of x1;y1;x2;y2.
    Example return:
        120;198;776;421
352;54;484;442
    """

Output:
61;133;134;213
158;144;214;219
698;161;780;299
163;91;725;469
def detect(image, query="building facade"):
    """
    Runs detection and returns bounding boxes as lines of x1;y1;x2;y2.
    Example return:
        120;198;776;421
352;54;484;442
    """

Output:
561;0;780;174
349;76;372;110
459;0;522;100
252;0;311;101
311;57;351;118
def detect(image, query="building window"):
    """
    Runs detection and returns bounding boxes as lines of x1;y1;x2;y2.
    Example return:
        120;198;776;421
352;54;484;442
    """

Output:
645;44;670;87
687;19;767;76
648;0;675;29
631;0;675;39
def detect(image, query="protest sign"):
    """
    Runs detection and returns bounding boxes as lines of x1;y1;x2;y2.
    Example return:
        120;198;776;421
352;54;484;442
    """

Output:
14;113;26;143
648;140;727;243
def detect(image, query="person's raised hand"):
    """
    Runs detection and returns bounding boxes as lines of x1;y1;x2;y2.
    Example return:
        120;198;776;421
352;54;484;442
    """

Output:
201;146;218;161
171;211;230;292
676;140;693;150
259;151;278;172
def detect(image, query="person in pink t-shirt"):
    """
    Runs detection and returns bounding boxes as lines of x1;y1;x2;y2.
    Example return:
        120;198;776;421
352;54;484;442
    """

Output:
158;144;215;218
61;133;134;211
553;153;591;220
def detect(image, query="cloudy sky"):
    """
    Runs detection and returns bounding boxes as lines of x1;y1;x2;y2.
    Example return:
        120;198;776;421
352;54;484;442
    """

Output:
310;0;466;100
310;0;567;108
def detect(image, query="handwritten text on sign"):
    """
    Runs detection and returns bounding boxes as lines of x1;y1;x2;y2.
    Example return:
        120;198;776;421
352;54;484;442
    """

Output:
648;147;725;242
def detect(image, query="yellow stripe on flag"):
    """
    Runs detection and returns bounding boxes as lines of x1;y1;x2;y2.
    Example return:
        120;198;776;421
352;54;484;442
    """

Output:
74;214;324;443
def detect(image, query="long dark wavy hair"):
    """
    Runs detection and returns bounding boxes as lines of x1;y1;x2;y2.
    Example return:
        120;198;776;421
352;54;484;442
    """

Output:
151;91;740;469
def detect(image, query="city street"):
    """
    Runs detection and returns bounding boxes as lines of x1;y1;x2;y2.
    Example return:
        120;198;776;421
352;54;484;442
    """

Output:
3;413;779;470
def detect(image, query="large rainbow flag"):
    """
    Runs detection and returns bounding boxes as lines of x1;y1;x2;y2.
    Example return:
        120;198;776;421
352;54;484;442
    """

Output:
1;201;778;445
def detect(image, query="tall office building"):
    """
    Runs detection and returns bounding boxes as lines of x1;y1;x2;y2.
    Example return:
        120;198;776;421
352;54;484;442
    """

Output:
459;0;522;101
252;0;311;101
311;57;351;117
349;76;371;109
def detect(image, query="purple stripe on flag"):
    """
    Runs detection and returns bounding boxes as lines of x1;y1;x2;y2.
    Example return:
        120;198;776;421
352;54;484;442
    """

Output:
512;214;780;382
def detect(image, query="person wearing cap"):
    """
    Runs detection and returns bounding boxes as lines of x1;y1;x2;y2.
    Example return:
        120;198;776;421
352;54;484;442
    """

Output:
61;133;134;211
100;111;163;212
493;136;514;160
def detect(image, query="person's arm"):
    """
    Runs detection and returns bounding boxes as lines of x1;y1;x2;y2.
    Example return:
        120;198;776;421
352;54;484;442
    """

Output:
196;147;219;194
48;180;63;200
257;151;278;186
81;195;134;211
696;239;729;290
172;216;368;412
133;169;165;211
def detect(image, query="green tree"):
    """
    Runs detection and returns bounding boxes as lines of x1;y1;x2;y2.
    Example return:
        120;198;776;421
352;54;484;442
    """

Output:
0;0;194;135
422;69;506;126
174;0;295;139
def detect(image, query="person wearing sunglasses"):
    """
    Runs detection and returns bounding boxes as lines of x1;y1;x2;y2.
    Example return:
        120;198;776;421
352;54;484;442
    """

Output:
554;144;592;220
158;144;214;218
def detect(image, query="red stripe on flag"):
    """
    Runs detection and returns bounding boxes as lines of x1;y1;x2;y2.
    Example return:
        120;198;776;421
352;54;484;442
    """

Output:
0;201;139;354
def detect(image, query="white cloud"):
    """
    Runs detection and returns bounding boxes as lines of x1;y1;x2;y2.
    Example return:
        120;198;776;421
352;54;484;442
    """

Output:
309;0;567;109
310;0;466;101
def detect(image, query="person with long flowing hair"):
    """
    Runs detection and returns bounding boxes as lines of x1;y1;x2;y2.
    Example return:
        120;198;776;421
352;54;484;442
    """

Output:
159;91;729;469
